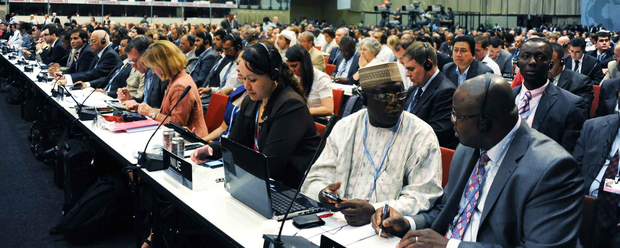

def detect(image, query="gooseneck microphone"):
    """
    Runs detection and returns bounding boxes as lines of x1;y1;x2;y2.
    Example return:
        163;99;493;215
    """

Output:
56;83;98;120
138;85;192;171
264;114;339;248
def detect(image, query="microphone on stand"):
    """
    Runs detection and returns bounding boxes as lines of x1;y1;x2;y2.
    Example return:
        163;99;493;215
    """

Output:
138;85;192;171
56;83;98;120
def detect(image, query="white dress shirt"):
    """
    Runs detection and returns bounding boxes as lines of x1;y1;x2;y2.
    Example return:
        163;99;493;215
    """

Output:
481;55;502;75
572;54;584;73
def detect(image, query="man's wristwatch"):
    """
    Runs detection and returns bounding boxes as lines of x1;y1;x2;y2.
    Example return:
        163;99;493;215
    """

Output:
151;111;157;119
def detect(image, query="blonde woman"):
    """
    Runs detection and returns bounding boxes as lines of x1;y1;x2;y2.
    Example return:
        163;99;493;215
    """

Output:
136;40;209;137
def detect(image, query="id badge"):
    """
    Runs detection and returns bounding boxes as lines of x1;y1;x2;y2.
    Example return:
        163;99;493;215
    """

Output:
603;178;620;194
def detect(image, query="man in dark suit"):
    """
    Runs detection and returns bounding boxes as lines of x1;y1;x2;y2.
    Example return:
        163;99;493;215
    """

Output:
438;33;454;57
402;41;457;148
442;35;494;86
190;32;219;86
488;37;513;74
417;36;453;73
327;27;348;65
513;38;587;153
62;29;95;74
548;43;594;110
38;25;67;65
331;36;360;85
574;113;620;247
372;74;583;248
587;31;615;69
118;36;169;109
595;78;620;117
67;15;77;27
509;35;523;60
220;12;238;32
57;30;122;87
564;37;605;84
91;61;132;98
51;12;61;25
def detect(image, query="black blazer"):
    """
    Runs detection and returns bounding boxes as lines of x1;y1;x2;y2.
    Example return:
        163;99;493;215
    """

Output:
210;84;320;189
93;62;132;98
587;49;615;69
438;42;452;57
327;46;342;65
595;77;620;117
220;19;239;32
411;121;583;247
556;69;594;111
436;52;453;73
564;54;605;84
513;84;588;153
573;114;620;194
62;45;96;74
40;38;67;65
190;47;219;86
134;69;169;109
404;71;457;148
442;60;494;86
201;55;230;88
332;52;360;85
70;45;122;83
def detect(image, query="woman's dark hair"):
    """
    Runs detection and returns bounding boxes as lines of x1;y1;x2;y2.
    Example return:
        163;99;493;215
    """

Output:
241;43;304;98
285;45;314;97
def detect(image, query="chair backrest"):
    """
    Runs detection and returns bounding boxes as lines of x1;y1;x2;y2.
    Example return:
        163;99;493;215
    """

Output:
324;56;329;65
315;46;321;51
591;85;601;118
326;64;336;76
204;93;229;133
315;122;326;139
439;147;455;188
332;89;344;117
580;196;596;247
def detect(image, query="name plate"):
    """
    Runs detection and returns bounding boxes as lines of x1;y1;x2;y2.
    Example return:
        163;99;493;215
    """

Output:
163;149;194;190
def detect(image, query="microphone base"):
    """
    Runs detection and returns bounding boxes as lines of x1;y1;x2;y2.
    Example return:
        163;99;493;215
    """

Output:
78;109;97;121
262;234;318;248
138;151;167;171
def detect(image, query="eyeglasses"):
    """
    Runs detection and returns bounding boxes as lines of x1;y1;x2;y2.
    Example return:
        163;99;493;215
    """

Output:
223;47;234;51
451;108;479;122
364;91;407;101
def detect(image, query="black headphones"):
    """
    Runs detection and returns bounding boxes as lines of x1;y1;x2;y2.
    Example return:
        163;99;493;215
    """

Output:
227;33;242;51
422;42;433;71
258;42;279;81
478;73;493;133
101;33;107;45
187;35;195;46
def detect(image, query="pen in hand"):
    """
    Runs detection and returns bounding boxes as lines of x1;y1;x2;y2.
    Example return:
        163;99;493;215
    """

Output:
379;202;388;237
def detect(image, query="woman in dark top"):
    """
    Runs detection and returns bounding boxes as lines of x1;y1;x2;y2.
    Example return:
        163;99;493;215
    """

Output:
191;43;320;189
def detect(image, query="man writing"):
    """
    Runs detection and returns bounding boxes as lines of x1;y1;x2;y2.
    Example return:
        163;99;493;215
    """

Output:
302;62;443;226
372;74;583;248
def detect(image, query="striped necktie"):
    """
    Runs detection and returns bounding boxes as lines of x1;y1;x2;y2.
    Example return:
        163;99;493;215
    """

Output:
518;91;532;120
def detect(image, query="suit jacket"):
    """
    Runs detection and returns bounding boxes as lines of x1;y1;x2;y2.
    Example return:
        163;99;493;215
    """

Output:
52;17;60;25
509;47;520;58
603;60;620;82
587;49;614;69
93;62;132;98
443;60;494;86
411;121;583;248
40;38;67;65
436;52;453;74
513;84;588;152
494;49;513;74
327;46;342;65
564;54;605;84
70;45;122;83
201;55;230;88
438;42;452;57
332;53;360;86
210;84;321;189
556;69;594;111
190;47;219;85
595;77;620;117
573;114;620;194
404;71;457;148
220;19;239;32
62;45;95;74
309;47;326;72
133;69;169;109
184;49;199;74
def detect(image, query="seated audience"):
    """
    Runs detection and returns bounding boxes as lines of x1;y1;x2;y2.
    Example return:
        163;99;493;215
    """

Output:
443;35;494;86
565;37;605;84
298;31;326;72
473;35;501;75
331;36;360;85
548;43;594;110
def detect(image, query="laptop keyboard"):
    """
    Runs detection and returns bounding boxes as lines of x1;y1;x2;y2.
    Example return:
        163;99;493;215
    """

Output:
270;189;305;214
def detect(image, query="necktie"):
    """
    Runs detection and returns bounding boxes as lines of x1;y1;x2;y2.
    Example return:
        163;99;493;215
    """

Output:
143;72;153;104
408;89;424;112
73;52;79;70
104;64;128;92
574;60;580;72
595;151;620;236
518;91;532;120
448;152;490;240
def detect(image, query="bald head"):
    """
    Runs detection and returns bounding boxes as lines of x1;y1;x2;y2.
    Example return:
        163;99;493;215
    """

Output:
90;30;110;53
401;33;414;43
455;74;516;116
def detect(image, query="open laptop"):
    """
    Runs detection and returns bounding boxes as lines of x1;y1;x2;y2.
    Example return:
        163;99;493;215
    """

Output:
221;137;325;221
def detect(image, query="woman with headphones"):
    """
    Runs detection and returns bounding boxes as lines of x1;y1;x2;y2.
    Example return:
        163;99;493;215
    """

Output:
191;43;320;189
285;45;334;120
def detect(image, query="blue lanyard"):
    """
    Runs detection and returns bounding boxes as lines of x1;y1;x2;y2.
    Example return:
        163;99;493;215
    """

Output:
451;130;517;228
363;113;401;199
229;92;247;130
253;102;261;151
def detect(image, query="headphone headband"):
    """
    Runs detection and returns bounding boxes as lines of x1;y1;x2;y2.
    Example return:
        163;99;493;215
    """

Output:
478;73;492;132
